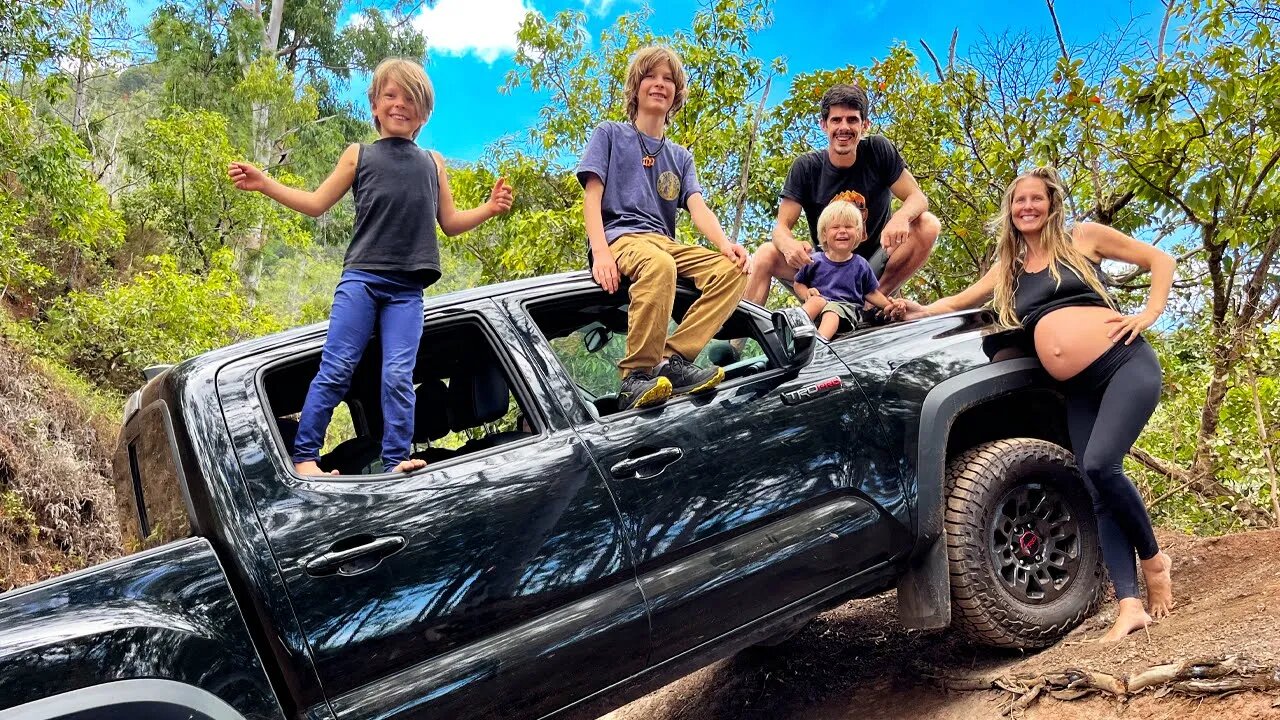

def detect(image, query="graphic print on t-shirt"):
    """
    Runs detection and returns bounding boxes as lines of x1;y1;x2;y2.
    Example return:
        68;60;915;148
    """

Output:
657;171;680;201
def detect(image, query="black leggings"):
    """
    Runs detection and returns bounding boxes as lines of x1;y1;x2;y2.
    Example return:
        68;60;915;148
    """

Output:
1062;338;1162;600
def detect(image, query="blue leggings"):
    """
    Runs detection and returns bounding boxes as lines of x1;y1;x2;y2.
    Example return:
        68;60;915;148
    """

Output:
292;270;424;469
1063;338;1162;600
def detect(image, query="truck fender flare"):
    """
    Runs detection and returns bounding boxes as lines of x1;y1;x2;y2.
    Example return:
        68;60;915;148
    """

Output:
896;358;1044;630
0;679;250;720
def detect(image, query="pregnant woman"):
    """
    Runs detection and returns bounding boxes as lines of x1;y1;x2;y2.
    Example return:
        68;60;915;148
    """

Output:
897;167;1176;642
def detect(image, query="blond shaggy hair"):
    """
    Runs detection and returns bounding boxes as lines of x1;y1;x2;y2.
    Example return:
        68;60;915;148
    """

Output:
624;46;687;123
817;200;866;249
990;167;1115;328
367;58;434;138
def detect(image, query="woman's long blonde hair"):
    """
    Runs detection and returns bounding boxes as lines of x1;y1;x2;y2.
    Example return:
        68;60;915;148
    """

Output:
989;167;1114;328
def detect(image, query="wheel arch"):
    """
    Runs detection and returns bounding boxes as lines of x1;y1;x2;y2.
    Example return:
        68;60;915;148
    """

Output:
0;679;250;720
896;358;1065;630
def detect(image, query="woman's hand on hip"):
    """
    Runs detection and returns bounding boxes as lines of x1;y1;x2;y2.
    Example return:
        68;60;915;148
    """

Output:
1106;309;1158;345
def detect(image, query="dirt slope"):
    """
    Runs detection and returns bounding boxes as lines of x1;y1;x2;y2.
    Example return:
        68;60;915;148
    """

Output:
602;528;1280;720
0;335;120;591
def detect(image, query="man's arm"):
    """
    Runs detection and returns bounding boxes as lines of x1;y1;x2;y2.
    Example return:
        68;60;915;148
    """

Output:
881;169;929;250
688;193;750;274
770;198;813;269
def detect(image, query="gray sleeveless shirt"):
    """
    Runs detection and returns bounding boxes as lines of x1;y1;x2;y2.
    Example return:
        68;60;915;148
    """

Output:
346;137;441;286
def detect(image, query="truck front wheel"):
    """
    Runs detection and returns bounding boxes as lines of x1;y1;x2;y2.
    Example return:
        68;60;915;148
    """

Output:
945;438;1103;649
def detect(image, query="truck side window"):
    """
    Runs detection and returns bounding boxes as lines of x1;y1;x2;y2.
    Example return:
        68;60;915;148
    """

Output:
261;317;538;476
527;289;773;416
112;403;190;552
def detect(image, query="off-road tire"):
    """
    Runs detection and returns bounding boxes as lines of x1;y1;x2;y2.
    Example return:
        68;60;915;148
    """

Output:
946;438;1103;649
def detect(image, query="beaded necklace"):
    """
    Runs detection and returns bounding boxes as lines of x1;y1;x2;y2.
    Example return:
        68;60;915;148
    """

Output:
632;123;666;168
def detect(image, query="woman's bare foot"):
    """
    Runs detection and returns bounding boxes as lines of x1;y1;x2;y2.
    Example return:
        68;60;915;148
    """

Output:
390;458;426;473
294;460;338;476
1142;551;1175;619
1100;597;1153;642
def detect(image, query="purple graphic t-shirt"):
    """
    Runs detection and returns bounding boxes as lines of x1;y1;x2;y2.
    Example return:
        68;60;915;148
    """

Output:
794;251;879;305
575;121;703;243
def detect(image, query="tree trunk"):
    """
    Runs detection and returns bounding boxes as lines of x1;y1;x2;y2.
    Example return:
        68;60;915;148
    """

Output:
238;0;286;302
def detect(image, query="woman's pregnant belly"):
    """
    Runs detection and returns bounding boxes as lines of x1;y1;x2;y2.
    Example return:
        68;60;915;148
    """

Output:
1032;305;1126;381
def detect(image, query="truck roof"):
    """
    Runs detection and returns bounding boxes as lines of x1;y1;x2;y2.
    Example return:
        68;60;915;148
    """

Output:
161;270;594;381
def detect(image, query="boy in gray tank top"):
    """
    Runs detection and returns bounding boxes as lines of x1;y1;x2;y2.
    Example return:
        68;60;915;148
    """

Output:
229;58;513;476
575;46;752;412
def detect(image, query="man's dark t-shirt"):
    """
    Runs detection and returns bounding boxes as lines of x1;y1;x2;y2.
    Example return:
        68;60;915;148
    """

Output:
780;136;907;261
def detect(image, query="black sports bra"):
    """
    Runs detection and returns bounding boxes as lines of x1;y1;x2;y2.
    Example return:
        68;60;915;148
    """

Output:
1013;260;1110;332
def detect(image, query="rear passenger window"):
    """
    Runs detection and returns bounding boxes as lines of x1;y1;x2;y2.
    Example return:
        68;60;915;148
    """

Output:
112;402;191;551
261;317;538;476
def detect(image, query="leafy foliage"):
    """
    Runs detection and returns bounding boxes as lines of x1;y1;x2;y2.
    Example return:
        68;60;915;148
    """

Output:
0;90;123;304
120;107;311;270
42;250;281;392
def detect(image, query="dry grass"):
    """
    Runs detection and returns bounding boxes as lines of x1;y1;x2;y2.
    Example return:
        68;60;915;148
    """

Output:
0;334;122;591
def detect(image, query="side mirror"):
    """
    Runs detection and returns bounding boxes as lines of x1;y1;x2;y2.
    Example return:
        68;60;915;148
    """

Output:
770;307;816;370
582;323;613;353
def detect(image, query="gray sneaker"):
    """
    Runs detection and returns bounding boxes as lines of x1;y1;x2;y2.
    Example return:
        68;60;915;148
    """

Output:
656;354;724;395
618;371;672;411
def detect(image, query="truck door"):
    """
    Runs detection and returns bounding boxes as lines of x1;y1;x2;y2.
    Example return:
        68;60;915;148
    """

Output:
507;283;910;668
218;300;647;720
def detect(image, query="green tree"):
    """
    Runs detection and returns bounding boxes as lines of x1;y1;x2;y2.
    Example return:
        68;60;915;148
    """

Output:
0;90;123;307
42;249;281;391
120;107;310;270
1101;0;1280;524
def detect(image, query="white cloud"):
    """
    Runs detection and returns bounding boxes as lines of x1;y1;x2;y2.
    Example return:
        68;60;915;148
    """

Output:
581;0;616;17
412;0;535;65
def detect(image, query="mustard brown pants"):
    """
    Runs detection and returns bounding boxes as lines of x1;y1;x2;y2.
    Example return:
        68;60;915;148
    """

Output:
610;232;747;376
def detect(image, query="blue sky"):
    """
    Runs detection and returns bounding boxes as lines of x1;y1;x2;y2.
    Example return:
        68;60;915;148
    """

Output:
127;0;1171;162
402;0;1170;161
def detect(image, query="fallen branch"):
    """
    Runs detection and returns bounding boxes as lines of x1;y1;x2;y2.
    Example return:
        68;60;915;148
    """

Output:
936;655;1280;711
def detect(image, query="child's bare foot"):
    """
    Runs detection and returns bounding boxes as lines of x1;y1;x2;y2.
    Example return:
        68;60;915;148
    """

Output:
1100;597;1153;642
294;460;338;476
1142;551;1175;619
390;458;426;473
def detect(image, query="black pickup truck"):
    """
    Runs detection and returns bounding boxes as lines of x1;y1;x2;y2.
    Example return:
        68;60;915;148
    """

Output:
0;271;1102;720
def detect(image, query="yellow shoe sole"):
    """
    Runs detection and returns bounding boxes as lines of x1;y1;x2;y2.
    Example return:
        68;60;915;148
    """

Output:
631;376;673;409
679;366;725;395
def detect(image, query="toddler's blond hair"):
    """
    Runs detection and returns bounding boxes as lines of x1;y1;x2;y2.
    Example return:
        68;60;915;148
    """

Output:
817;200;866;249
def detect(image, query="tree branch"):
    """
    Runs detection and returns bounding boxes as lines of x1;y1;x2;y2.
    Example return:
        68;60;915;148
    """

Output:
920;39;945;81
1242;146;1280;216
1156;0;1173;65
1130;445;1189;485
1245;364;1280;524
1045;0;1070;61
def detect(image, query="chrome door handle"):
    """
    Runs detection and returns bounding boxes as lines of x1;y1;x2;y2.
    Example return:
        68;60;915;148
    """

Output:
305;535;405;577
610;447;684;479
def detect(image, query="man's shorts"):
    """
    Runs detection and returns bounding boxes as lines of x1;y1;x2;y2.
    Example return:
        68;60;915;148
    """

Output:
779;245;889;299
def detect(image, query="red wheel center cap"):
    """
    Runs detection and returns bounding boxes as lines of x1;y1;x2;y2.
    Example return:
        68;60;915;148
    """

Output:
1018;531;1041;556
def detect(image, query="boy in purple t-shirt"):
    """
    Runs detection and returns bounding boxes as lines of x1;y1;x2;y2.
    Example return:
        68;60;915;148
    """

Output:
575;46;751;411
794;199;899;339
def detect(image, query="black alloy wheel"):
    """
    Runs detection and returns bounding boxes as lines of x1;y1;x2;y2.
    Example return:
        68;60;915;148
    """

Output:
988;481;1083;604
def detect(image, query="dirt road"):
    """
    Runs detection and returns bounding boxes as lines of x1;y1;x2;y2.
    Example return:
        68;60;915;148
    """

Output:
602;529;1280;720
